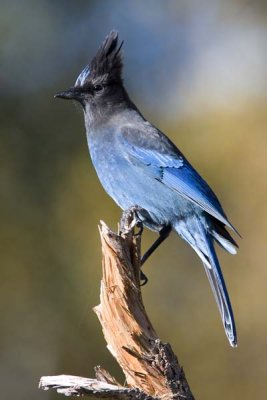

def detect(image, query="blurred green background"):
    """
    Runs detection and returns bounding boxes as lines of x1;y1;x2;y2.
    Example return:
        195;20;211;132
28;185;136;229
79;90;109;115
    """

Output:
1;1;267;399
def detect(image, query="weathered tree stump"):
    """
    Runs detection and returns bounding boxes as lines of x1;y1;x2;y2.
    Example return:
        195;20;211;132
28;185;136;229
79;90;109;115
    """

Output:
39;212;195;399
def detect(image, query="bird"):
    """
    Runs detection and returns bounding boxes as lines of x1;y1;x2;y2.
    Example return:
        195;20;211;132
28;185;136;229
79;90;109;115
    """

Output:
55;30;239;347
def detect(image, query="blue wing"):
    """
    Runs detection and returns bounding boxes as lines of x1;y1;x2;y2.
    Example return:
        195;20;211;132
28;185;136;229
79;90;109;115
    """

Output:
118;125;238;233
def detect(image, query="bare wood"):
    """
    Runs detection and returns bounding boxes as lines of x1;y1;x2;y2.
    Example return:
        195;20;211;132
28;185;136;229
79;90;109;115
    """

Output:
94;213;194;399
39;211;195;399
39;374;152;399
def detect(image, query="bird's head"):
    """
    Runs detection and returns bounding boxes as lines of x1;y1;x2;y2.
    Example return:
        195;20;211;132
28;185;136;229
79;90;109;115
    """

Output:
55;31;126;116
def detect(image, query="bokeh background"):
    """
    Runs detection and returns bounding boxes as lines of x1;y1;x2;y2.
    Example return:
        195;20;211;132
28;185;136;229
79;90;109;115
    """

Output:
1;1;267;399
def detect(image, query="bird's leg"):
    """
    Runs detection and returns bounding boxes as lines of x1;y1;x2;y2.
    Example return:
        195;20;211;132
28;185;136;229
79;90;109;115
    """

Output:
120;209;171;286
139;225;171;286
141;225;172;266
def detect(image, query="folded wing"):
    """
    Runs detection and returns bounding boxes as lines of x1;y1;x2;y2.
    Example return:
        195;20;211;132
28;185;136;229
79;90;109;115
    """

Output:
118;125;238;234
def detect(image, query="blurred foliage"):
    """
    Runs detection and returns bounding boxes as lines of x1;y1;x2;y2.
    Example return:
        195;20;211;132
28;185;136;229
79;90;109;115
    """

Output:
1;1;267;399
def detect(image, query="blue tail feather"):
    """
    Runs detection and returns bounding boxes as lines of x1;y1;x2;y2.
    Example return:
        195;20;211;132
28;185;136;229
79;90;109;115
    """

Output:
202;231;237;347
174;216;237;347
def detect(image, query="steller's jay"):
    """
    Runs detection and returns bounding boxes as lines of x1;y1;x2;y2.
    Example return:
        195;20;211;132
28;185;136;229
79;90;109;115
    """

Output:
55;31;239;347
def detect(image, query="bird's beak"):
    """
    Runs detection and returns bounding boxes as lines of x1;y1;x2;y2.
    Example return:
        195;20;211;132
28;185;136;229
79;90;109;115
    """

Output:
54;87;81;100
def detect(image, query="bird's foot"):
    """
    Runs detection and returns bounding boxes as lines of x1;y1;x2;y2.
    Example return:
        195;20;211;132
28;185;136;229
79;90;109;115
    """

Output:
133;220;143;237
140;270;148;286
119;206;144;236
120;206;148;286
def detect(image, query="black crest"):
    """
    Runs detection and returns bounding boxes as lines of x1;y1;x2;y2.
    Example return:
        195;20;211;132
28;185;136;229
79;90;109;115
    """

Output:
91;30;123;80
75;31;123;87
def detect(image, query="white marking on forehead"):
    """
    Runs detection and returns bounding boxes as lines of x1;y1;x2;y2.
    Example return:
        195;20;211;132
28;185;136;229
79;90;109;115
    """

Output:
75;65;90;87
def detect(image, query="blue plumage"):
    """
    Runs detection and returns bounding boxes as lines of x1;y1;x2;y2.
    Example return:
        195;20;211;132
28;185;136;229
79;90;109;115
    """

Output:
55;31;239;347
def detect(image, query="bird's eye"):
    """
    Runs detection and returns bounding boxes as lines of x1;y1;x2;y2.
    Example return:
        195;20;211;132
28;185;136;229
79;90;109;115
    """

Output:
93;84;104;92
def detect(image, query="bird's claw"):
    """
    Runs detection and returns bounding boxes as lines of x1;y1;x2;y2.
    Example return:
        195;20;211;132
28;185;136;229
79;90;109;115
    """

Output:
133;220;143;237
140;270;148;286
119;206;144;236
